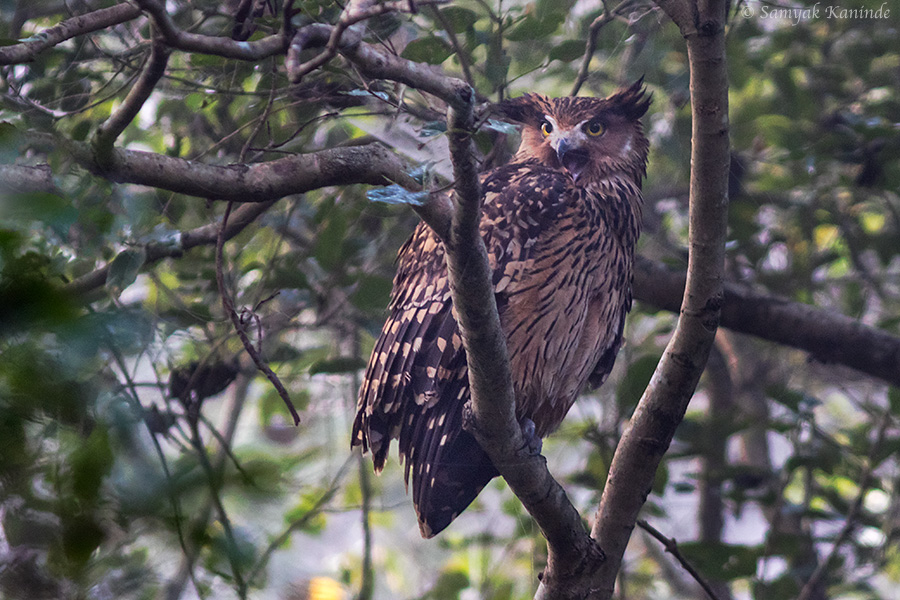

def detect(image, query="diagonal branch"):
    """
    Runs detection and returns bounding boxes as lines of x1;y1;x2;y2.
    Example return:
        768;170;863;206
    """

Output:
0;3;143;65
93;37;170;169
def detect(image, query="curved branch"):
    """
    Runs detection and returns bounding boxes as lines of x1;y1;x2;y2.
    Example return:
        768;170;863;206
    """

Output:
288;24;471;107
93;38;170;168
589;0;731;596
0;3;142;65
136;0;290;60
439;78;602;600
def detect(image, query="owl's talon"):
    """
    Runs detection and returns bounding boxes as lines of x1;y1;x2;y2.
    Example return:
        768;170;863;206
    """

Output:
519;417;542;455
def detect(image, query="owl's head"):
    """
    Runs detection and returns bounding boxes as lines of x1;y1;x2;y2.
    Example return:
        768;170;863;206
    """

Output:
496;79;651;185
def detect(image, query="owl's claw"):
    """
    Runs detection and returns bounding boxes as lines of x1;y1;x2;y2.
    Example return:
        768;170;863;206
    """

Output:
519;417;543;455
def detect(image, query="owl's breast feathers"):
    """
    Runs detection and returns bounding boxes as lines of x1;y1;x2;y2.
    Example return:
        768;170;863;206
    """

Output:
353;159;642;537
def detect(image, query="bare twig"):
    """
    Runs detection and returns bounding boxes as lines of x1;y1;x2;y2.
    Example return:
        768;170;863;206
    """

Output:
246;455;355;586
637;520;724;600
215;202;301;425
571;0;617;97
797;409;893;600
0;2;142;65
429;5;476;87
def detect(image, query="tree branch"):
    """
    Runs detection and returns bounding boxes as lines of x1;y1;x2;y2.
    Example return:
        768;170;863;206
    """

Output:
0;2;142;65
637;519;724;600
65;200;278;297
24;134;418;203
93;37;170;169
633;256;900;388
136;0;291;60
0;164;61;195
215;203;301;425
589;0;731;596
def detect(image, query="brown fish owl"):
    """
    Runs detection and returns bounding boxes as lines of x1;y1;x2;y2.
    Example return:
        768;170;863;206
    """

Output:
353;81;651;538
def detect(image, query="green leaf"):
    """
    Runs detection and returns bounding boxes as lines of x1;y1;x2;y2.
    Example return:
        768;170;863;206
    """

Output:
70;425;114;503
889;387;900;413
506;13;564;42
677;542;763;581
106;247;147;295
308;356;367;375
616;354;659;413
350;274;392;312
401;36;453;64
549;39;586;62
439;6;478;33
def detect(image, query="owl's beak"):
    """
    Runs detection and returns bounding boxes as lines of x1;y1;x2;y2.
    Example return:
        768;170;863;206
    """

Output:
555;137;589;182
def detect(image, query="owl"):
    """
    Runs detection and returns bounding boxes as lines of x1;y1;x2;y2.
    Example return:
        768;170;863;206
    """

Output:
353;80;651;537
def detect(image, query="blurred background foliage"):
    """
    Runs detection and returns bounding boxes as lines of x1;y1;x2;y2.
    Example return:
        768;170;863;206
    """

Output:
0;0;898;598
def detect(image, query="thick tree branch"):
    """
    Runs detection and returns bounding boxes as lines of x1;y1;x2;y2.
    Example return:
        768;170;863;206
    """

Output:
0;3;142;65
25;134;418;203
589;0;731;596
0;164;61;195
429;63;602;600
633;256;900;388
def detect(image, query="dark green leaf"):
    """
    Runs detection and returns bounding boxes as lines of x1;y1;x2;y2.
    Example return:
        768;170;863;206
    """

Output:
350;274;392;312
678;541;762;581
439;6;479;33
106;247;147;295
616;354;660;413
505;13;564;42
401;37;453;64
308;356;367;375
549;39;586;62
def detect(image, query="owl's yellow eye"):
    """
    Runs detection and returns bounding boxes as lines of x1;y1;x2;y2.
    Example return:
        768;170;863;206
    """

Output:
585;121;605;136
541;121;553;137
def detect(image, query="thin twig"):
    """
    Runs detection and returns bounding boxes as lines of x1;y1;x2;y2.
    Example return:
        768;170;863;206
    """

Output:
797;408;893;600
246;455;355;586
429;5;475;87
187;409;248;599
215;202;301;425
637;520;723;600
286;0;448;82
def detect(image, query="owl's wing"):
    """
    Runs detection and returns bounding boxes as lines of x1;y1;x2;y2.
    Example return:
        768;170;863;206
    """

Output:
353;162;565;536
353;218;497;537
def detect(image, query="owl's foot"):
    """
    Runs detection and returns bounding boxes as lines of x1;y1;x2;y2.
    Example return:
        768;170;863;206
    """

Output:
519;417;543;455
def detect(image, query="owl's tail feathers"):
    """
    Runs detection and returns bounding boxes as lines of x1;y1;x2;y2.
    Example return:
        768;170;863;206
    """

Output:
413;429;499;538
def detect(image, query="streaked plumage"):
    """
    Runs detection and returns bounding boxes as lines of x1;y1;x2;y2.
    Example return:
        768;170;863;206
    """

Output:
353;81;651;537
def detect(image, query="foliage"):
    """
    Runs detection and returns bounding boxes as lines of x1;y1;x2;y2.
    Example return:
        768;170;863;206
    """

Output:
0;0;898;599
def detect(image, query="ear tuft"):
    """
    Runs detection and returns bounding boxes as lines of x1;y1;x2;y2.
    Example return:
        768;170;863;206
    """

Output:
494;93;551;125
609;77;652;120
